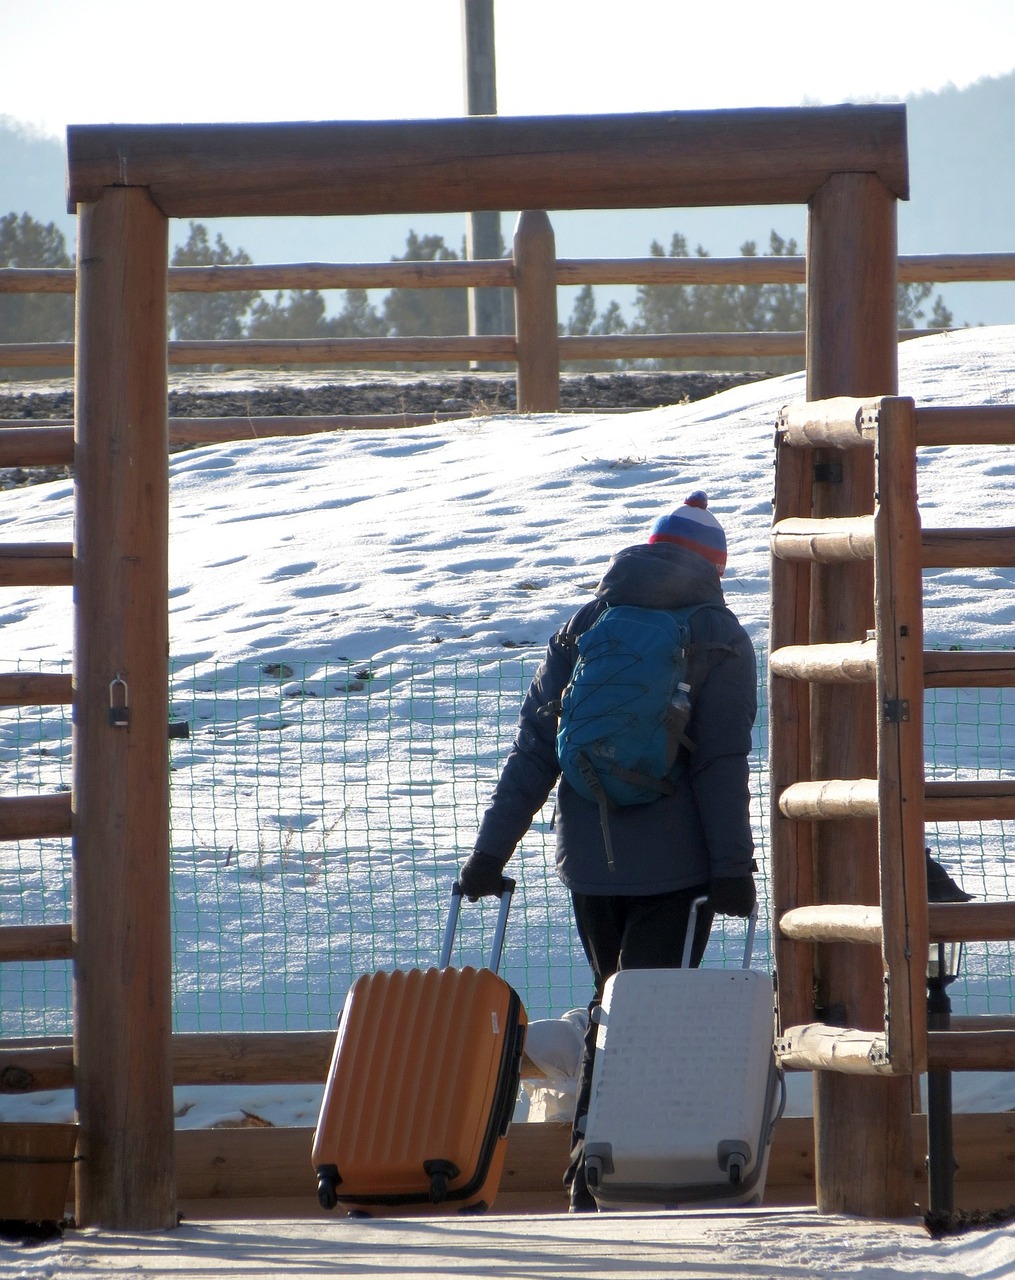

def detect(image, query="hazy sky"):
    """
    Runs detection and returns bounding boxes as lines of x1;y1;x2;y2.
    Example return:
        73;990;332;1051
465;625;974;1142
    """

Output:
4;0;1015;140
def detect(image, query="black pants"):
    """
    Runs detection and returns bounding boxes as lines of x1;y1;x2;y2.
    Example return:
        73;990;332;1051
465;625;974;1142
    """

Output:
564;884;713;1205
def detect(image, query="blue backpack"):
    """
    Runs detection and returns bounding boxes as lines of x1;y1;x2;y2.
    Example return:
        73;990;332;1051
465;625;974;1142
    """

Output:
556;604;704;866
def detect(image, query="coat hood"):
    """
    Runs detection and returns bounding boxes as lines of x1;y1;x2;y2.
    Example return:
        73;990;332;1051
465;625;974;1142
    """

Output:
594;541;726;611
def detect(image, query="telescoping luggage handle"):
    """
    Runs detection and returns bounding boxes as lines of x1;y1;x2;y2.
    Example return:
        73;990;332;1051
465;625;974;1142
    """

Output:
681;894;758;970
440;877;515;974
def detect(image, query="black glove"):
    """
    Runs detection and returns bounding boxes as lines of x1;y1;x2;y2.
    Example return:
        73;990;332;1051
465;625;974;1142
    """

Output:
459;852;506;901
707;873;757;918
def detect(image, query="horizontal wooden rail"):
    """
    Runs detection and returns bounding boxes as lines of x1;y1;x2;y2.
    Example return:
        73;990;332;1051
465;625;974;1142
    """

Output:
0;1030;549;1093
0;924;72;963
7;252;1014;298
921;527;1015;568
0;543;73;587
0;425;74;466
927;1031;1015;1072
769;516;876;562
0;671;72;706
778;778;879;819
925;781;1015;821
779;905;883;944
928;901;1015;942
916;405;1015;447
770;644;1015;687
769;640;877;683
65;107;909;215
923;651;1015;687
776;1024;891;1073
776;398;878;448
0;792;72;839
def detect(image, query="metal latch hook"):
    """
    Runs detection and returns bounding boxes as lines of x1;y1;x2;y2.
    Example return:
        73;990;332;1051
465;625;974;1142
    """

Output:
108;674;130;727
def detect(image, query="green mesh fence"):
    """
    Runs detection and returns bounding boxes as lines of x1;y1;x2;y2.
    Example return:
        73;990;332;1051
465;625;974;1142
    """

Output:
0;648;1012;1037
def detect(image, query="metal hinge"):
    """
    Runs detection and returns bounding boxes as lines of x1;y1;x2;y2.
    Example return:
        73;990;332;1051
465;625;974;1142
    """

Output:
883;698;910;724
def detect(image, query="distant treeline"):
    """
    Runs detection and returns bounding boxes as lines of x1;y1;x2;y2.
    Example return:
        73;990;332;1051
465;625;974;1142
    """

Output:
1;212;953;377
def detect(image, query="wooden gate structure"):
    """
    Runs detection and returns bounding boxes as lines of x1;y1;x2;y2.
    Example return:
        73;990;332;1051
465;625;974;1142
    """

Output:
0;105;942;1227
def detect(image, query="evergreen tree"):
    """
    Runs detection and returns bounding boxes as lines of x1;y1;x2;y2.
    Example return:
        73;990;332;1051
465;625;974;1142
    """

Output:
169;222;257;340
0;212;74;375
329;288;390;338
382;231;468;337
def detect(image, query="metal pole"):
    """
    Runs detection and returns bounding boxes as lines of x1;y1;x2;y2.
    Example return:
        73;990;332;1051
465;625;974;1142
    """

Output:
926;975;956;1215
461;0;510;353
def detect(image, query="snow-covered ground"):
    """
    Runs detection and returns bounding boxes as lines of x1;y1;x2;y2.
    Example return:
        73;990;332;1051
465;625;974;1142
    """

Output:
1;326;1014;1134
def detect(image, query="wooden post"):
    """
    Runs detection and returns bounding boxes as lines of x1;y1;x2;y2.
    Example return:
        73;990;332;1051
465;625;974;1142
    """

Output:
513;211;559;412
806;172;914;1217
73;186;175;1229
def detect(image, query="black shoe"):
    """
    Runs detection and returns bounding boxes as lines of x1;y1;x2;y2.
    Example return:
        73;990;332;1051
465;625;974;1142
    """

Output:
926;849;974;903
568;1184;598;1213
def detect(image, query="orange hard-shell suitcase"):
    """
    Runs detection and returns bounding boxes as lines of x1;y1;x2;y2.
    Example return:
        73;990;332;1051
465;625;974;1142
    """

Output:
312;879;526;1215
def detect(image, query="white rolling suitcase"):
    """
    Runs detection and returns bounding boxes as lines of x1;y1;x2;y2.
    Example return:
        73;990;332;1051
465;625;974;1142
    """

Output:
582;899;784;1210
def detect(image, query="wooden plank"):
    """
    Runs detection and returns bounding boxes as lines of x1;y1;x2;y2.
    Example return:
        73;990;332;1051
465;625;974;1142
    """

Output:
924;650;1015;687
776;397;877;448
916;405;1015;447
873;394;927;1074
768;438;817;1032
779;905;883;944
513;211;559;412
166;1115;1015;1216
560;331;804;359
0;792;72;839
769;640;876;683
925;781;1015;821
927;1031;1015;1072
168;336;516;365
0;672;73;706
0;924;72;963
770;516;875;561
0;544;73;587
0;426;74;466
65;107;909;216
73;185;175;1231
928;900;1015;942
922;528;1015;568
777;778;879;819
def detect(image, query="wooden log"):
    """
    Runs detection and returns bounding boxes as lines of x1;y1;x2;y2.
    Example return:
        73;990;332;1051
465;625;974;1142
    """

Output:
0;671;73;706
0;1031;548;1096
776;398;878;448
777;778;879;819
0;543;73;587
0;426;74;466
921;527;1015;568
768;438;817;1032
806;170;912;1218
916;405;1015;447
9;251;1015;299
779;905;883;945
927;901;1015;942
775;1024;892;1073
513;211;559;412
923;650;1015;687
166;335;516;366
925;781;1015;821
873;394;927;1074
0;924;72;963
0;792;72;839
770;516;875;562
0;343;72;367
73;186;176;1230
769;639;877;683
560;332;804;359
927;1031;1015;1072
65;107;909;216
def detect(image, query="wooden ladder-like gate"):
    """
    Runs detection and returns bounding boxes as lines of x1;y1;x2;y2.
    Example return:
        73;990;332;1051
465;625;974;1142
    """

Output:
769;395;1015;1082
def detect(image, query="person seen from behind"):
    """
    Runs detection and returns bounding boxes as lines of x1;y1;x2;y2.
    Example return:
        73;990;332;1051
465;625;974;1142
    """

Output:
459;491;758;1212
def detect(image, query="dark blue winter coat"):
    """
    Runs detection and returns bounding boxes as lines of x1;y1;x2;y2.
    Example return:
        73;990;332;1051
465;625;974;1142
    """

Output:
474;540;757;895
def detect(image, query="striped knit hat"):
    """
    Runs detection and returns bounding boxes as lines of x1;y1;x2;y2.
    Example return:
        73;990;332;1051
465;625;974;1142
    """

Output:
648;491;727;575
